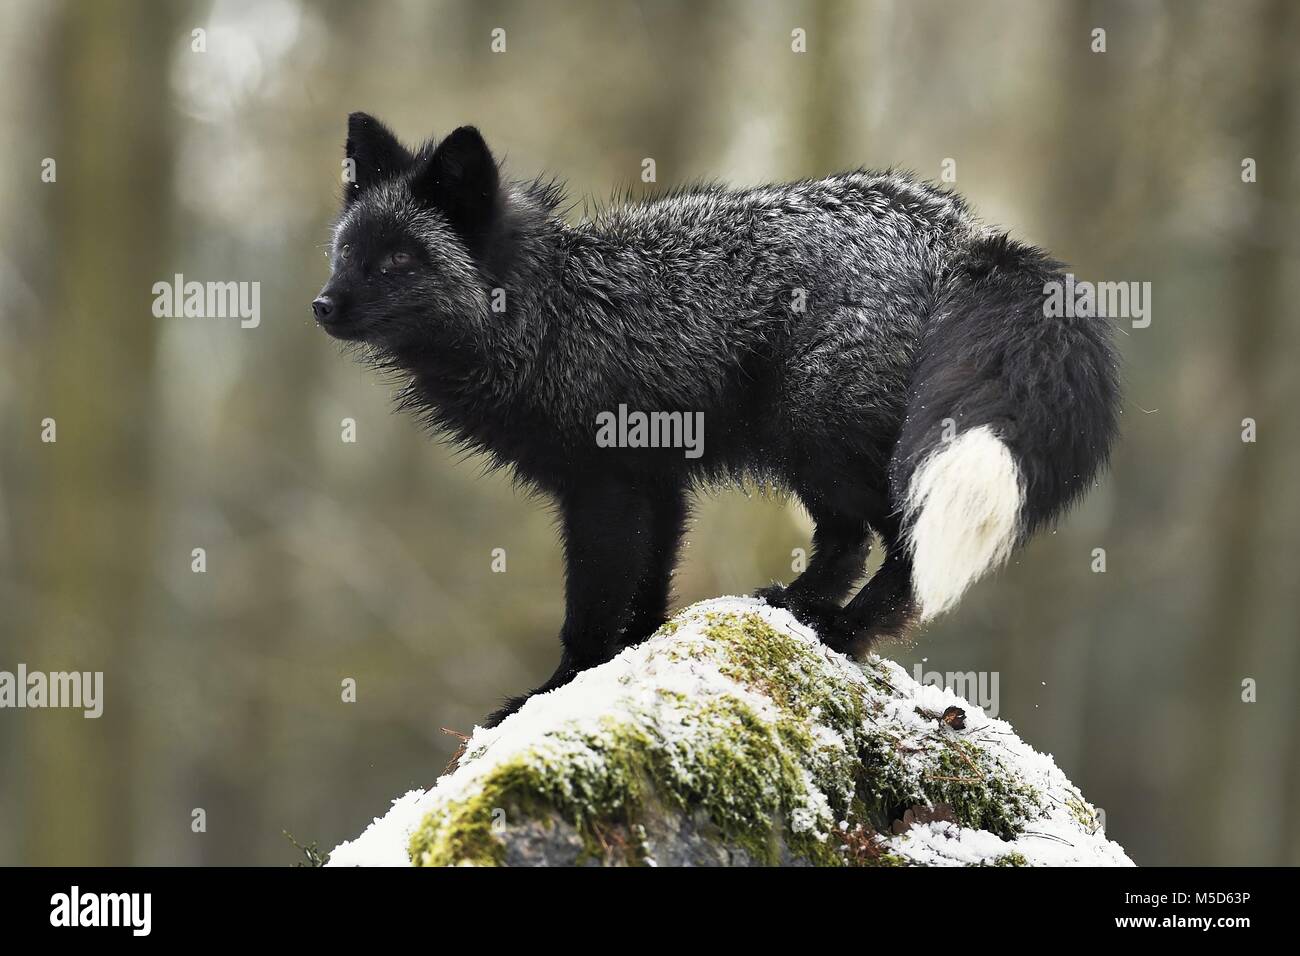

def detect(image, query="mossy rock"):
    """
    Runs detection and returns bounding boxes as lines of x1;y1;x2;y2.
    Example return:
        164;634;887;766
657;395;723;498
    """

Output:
328;598;1133;867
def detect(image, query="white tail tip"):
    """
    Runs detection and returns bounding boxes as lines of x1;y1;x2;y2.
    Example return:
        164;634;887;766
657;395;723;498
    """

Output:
904;425;1022;622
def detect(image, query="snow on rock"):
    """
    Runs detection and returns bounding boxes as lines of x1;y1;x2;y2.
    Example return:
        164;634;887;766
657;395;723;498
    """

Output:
326;597;1133;867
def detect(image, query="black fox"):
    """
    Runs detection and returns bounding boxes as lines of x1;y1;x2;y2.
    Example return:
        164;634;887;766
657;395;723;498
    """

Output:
314;113;1120;726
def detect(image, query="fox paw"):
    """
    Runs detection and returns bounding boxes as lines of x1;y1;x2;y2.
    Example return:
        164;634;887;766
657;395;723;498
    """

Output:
482;656;591;729
482;694;529;729
756;585;854;644
754;583;793;608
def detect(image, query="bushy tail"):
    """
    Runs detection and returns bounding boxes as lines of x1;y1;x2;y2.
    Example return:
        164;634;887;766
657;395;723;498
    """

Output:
892;233;1120;622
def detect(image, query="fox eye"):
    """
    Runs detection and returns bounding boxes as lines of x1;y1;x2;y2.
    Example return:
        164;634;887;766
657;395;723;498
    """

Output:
389;251;413;269
340;243;352;260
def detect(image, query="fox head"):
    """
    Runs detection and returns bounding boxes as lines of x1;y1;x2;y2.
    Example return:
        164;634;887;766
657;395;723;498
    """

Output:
313;113;505;352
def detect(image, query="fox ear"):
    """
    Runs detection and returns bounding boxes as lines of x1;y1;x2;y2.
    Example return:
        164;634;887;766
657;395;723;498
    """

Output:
343;112;411;206
410;126;501;248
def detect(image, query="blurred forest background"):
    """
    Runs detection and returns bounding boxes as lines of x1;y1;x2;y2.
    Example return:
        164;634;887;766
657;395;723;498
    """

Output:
1;0;1297;866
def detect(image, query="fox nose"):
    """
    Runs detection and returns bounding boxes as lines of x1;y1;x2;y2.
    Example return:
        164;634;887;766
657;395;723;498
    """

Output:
312;295;335;321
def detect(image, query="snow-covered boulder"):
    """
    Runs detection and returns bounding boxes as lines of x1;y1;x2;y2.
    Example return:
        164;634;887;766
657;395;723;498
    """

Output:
327;597;1132;867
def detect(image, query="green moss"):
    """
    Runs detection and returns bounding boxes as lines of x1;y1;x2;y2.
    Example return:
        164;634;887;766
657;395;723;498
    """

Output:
841;724;1041;842
1066;793;1100;831
989;852;1029;867
923;742;1042;840
854;732;923;827
410;607;1048;867
409;761;543;866
656;618;681;637
411;689;841;866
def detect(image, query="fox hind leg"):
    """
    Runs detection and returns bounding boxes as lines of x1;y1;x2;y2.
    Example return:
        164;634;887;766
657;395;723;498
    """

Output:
809;514;919;656
824;538;918;656
758;484;919;655
756;495;872;625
